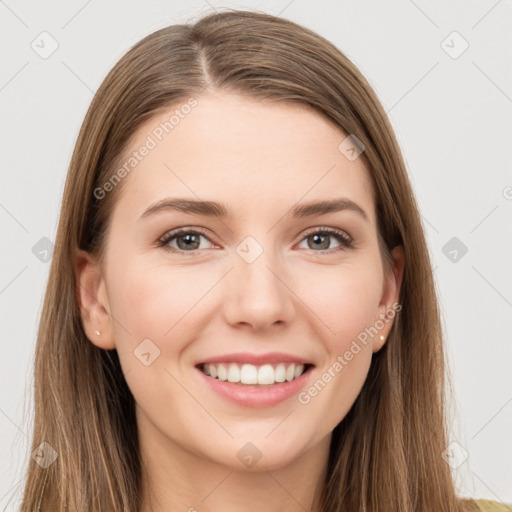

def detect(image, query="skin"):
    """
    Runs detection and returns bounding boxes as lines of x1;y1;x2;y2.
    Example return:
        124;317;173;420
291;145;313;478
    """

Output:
76;91;404;512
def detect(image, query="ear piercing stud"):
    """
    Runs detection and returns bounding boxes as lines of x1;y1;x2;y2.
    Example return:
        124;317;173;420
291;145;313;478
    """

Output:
379;334;385;341
94;330;101;336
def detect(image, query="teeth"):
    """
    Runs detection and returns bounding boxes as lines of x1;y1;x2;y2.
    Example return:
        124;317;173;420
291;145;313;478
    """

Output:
274;363;286;383
201;362;307;385
227;363;241;383
258;364;274;385
241;364;258;384
217;364;228;381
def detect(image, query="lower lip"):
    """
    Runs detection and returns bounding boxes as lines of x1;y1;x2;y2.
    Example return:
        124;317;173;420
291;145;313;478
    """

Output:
196;366;313;408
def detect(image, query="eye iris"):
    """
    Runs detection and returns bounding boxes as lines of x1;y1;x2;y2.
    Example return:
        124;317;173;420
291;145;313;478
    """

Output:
308;233;330;250
177;233;200;250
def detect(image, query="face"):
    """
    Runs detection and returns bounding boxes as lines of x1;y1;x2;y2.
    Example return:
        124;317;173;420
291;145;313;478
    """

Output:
78;91;403;472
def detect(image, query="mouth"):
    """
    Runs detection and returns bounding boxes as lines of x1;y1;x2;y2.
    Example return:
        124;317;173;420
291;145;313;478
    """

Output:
194;352;315;407
197;362;314;386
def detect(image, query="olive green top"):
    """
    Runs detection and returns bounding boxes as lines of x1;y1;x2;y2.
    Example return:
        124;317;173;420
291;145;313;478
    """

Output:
471;499;512;511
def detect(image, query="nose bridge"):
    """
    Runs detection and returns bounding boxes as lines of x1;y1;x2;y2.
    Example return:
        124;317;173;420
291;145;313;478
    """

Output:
235;234;283;296
223;234;294;327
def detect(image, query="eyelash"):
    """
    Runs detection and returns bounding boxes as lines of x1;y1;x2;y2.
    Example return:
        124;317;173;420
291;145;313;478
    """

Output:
156;226;354;255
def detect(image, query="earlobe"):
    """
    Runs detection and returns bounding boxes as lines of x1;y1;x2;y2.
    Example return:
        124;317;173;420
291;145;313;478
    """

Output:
373;245;405;353
75;249;115;350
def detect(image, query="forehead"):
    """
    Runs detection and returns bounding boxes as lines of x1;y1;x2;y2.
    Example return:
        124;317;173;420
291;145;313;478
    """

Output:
110;91;375;224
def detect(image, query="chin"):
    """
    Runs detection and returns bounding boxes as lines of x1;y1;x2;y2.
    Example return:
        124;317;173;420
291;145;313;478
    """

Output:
200;430;316;472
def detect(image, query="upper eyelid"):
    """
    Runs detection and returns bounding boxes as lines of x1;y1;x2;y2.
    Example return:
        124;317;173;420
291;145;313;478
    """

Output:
301;225;352;240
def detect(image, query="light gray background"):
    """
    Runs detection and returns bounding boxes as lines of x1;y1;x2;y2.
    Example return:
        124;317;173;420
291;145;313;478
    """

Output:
1;0;511;509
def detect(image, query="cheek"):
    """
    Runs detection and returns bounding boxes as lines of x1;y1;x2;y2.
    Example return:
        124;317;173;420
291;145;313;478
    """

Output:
105;260;206;418
294;257;383;351
106;257;222;383
292;259;382;426
108;258;207;339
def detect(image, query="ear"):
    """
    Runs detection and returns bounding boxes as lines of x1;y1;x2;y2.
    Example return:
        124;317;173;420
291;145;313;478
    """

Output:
75;249;115;350
373;245;405;353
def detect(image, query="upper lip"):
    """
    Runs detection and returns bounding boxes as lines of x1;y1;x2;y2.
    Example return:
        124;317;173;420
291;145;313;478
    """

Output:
196;352;314;366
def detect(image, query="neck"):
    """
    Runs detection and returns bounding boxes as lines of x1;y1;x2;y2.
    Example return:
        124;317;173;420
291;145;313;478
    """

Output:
138;413;331;512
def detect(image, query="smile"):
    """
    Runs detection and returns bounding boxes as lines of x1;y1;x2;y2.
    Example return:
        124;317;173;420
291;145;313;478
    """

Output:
199;362;310;386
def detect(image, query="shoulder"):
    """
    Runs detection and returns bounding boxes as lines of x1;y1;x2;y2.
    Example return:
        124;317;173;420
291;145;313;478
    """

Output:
461;498;512;512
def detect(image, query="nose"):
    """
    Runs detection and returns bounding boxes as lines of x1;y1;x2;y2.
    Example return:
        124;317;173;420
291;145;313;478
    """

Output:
222;246;295;332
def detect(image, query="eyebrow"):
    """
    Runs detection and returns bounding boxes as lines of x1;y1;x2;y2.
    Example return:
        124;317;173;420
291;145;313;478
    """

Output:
137;197;369;222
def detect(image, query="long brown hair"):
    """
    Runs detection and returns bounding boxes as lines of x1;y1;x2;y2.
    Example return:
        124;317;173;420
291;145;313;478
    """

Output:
19;9;471;511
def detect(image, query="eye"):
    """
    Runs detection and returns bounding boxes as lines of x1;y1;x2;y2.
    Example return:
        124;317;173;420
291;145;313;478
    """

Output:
157;228;216;254
156;226;354;255
297;227;353;253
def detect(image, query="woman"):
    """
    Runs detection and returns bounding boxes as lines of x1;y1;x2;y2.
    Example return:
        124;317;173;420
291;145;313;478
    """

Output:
19;9;509;512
